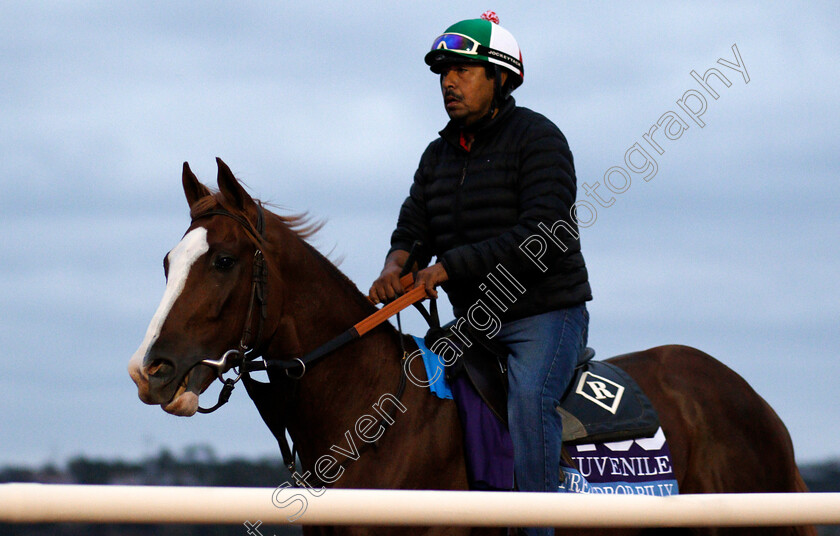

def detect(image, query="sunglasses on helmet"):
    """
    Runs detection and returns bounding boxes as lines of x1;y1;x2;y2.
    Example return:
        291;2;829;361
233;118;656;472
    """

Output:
431;33;481;55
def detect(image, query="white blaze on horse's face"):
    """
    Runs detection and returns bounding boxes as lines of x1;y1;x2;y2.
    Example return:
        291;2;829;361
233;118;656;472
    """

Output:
128;227;209;411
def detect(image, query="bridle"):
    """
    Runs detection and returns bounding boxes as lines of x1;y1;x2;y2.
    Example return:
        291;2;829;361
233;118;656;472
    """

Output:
184;204;436;481
190;204;269;413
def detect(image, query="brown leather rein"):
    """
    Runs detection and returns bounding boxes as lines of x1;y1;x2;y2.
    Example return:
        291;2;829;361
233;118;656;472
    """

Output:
188;205;429;414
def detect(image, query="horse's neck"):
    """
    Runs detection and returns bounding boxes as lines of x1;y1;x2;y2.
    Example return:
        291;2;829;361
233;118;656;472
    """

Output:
265;231;405;461
278;235;384;347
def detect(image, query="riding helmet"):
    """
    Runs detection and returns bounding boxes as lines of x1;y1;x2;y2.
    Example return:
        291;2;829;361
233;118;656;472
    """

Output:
424;11;524;93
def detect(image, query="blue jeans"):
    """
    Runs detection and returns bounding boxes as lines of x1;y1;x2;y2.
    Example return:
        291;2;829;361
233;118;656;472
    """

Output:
495;304;589;536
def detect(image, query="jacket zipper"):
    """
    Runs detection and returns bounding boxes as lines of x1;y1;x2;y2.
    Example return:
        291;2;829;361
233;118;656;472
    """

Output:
455;155;469;243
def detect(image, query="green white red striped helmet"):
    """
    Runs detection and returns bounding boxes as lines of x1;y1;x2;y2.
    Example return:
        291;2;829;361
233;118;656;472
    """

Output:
424;11;524;90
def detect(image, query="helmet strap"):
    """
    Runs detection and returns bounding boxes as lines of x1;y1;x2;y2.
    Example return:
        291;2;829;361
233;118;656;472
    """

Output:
456;65;511;132
492;65;514;110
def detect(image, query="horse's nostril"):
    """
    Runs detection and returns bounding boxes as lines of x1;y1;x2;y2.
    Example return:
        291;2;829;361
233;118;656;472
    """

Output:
147;359;174;378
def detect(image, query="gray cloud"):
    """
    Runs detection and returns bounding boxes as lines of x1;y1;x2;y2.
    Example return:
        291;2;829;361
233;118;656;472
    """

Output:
1;2;838;466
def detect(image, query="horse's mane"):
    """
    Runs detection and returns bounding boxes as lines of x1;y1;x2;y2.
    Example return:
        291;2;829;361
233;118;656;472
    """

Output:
189;193;323;239
190;192;378;315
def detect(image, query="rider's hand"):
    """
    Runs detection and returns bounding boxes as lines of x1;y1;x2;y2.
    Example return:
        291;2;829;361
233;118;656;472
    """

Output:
368;251;409;305
415;263;448;299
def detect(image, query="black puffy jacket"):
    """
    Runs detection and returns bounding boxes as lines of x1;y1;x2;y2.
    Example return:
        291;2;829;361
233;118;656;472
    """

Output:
389;98;592;320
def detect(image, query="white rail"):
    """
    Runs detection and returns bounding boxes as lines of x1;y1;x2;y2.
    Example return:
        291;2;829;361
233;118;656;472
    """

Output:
1;484;839;527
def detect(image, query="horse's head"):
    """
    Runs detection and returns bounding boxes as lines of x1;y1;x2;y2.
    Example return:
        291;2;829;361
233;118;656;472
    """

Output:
128;158;270;416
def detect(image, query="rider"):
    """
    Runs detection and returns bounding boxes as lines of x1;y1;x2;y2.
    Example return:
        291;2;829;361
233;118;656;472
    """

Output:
369;12;591;535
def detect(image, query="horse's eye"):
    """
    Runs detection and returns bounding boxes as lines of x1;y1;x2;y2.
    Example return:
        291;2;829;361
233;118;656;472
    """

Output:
213;255;237;271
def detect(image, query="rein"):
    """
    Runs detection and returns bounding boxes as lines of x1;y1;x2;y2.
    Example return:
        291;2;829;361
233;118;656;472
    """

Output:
186;207;434;480
240;276;427;376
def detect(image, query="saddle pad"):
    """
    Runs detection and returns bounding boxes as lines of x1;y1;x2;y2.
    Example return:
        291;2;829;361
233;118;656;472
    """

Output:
410;336;672;493
558;427;679;496
412;336;452;400
558;359;661;445
415;330;660;445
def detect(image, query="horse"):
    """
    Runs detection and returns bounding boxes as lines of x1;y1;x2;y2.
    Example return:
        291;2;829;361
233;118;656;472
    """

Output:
129;158;815;536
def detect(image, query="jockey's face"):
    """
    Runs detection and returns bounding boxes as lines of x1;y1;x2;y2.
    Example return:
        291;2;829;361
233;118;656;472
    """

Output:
439;63;498;126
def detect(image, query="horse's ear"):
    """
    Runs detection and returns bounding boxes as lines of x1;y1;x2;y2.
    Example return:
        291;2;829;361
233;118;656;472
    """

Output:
216;157;254;209
182;162;211;208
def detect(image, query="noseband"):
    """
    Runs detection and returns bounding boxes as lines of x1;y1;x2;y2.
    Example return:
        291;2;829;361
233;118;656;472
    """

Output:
188;204;268;414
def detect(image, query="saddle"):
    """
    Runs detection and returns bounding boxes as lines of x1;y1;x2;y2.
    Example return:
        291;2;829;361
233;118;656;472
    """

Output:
425;321;660;445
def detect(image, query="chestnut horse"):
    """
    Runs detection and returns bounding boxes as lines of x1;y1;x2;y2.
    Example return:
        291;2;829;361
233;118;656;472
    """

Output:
129;159;814;536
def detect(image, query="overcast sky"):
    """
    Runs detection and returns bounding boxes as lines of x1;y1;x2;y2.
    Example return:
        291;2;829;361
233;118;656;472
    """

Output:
1;2;838;468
